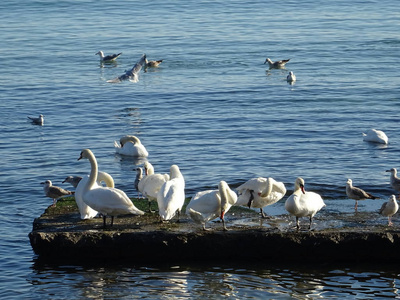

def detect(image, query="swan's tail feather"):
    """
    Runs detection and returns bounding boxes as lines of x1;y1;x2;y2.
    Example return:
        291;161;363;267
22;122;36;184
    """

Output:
188;208;205;224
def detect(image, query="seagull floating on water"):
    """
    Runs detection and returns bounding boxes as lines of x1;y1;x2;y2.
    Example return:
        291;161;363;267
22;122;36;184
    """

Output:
287;71;296;83
96;50;122;62
145;58;163;68
41;180;73;207
107;54;146;83
264;58;290;69
285;177;325;230
346;178;378;211
362;129;388;144
386;168;400;198
62;176;83;188
28;114;44;126
379;195;399;226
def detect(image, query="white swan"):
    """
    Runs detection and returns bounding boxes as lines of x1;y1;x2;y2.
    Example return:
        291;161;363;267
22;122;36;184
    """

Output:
96;50;122;62
264;58;290;69
362;129;388;144
346;178;378;211
285;177;326;230
78;149;144;227
114;135;149;157
157;164;185;222
379;195;399;226
236;177;286;218
138;161;170;212
186;181;237;231
74;171;115;220
287;71;296;83
41;180;73;206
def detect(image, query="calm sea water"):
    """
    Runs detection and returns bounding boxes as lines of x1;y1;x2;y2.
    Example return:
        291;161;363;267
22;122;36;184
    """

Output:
1;0;400;298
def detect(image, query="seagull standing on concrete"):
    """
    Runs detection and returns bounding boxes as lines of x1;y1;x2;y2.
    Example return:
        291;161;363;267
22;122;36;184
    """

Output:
379;195;399;226
346;179;378;211
41;180;73;207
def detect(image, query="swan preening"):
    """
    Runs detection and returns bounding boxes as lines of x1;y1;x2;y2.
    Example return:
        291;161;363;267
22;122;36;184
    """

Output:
285;177;326;230
264;58;290;69
379;195;399;226
362;129;388;144
186;181;237;231
96;50;122;62
114;135;149;157
78;149;144;227
28;114;44;126
41;180;73;206
107;54;146;83
157;164;185;222
346;178;378;211
138;161;170;212
236;177;286;218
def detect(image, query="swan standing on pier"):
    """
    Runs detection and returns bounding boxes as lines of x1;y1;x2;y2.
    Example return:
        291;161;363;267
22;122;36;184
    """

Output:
138;162;170;212
236;177;286;218
285;177;325;230
379;195;399;226
346;178;378;211
157;164;185;222
78;149;144;227
186;181;237;231
114;135;149;157
74;171;115;220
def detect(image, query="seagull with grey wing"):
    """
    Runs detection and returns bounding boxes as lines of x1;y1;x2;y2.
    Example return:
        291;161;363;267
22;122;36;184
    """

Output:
346;178;379;211
107;54;146;83
386;168;400;198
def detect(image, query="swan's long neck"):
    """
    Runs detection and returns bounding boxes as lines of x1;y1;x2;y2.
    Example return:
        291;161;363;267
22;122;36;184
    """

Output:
219;181;235;215
260;177;273;198
87;151;98;190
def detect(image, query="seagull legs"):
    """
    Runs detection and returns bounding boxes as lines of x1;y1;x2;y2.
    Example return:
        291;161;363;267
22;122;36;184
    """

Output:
388;216;393;226
354;200;358;211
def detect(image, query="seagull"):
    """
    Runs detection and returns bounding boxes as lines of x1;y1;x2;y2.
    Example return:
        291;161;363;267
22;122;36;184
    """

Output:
145;58;163;68
363;129;388;144
96;51;122;62
28;114;44;126
107;54;146;83
41;180;74;207
62;176;83;188
264;58;290;69
287;71;296;83
346;179;378;211
379;195;399;226
386;168;400;198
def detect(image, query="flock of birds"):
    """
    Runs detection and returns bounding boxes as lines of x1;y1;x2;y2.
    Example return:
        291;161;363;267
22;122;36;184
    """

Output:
40;129;399;231
32;52;395;231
